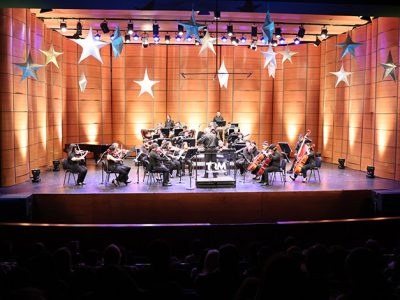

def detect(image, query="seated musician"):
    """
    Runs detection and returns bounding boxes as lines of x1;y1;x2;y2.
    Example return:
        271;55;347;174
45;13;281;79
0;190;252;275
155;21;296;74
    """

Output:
149;143;172;186
161;141;181;178
66;144;88;185
217;139;229;151
259;144;281;186
213;111;224;123
180;141;193;176
252;141;269;180
174;121;183;129
288;134;304;174
289;141;315;183
233;133;245;146
165;114;175;129
227;127;240;144
106;143;131;186
212;112;225;140
236;140;258;175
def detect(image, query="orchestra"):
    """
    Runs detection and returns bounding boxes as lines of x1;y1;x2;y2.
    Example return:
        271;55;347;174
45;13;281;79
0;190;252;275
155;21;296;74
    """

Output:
63;114;320;188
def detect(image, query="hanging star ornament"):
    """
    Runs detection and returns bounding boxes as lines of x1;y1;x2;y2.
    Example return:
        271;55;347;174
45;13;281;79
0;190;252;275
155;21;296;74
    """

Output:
278;46;297;64
71;27;108;64
79;73;88;92
15;52;44;81
39;44;63;68
217;60;229;88
261;45;277;68
134;68;159;98
336;33;362;59
330;64;353;87
268;63;276;78
111;26;124;58
199;31;216;55
178;9;206;41
381;50;397;81
261;11;274;44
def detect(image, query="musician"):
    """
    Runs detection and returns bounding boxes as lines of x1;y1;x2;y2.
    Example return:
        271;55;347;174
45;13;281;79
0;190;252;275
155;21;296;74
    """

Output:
66;144;88;185
233;133;245;146
197;127;218;178
252;141;269;180
236;140;258;175
288;134;304;174
165;114;175;129
217;140;229;151
259;144;281;186
180;141;193;176
227;127;240;144
106;143;131;186
289;141;315;183
149;143;172;186
164;141;182;178
213;111;224;123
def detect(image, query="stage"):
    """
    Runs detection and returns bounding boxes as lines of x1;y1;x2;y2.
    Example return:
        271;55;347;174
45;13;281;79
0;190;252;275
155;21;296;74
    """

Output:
1;160;400;224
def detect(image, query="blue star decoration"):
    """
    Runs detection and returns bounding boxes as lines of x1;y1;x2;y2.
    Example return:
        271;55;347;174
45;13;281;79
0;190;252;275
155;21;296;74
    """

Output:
178;9;206;42
336;33;362;59
111;26;124;58
262;11;274;44
15;52;44;81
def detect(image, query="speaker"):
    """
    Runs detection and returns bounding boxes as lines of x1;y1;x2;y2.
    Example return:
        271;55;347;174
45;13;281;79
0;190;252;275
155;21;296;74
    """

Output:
374;190;400;216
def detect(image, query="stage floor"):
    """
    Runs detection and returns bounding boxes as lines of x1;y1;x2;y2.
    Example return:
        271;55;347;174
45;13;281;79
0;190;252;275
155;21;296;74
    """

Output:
1;160;400;196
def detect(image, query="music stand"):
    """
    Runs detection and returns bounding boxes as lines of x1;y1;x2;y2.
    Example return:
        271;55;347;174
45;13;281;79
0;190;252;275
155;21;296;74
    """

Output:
183;138;196;147
157;138;170;147
233;143;246;152
231;122;239;127
152;134;160;140
185;148;198;190
278;142;292;162
216;120;226;127
174;128;183;136
161;128;170;137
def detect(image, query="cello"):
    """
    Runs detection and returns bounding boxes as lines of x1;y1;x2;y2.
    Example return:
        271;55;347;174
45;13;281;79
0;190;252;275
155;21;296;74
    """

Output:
247;151;266;172
294;143;314;175
256;152;272;177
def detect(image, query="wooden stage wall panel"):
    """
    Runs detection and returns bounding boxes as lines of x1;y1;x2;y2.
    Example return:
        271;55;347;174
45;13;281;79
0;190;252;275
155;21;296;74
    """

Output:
32;190;374;224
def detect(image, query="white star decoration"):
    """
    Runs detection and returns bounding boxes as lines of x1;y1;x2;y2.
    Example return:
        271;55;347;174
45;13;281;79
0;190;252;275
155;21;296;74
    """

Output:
79;73;88;92
381;50;397;81
267;63;276;78
217;60;229;88
330;64;353;87
134;69;159;98
40;44;63;68
261;45;277;68
199;31;216;55
278;46;297;64
71;27;108;64
15;52;44;81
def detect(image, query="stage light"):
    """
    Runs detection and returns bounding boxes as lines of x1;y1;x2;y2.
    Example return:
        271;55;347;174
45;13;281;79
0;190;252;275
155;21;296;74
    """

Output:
248;39;257;51
338;158;345;169
275;27;281;38
165;34;170;44
221;35;227;43
240;35;247;43
100;20;110;33
231;37;238;46
60;20;67;32
366;166;375;178
279;37;286;44
142;35;149;48
76;21;82;36
214;10;221;20
125;34;131;43
260;36;265;44
293;37;300;45
320;27;328;39
153;35;160;43
297;25;305;38
127;23;134;35
53;160;60;171
176;34;182;42
31;169;41;183
195;39;200;46
227;24;233;36
313;36;321;47
133;33;140;41
251;25;257;37
178;24;184;36
271;39;278;47
94;32;101;41
186;35;192;42
153;22;159;35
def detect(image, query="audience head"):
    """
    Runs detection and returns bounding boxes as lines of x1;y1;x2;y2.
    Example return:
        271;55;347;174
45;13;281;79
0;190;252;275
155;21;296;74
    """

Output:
103;244;122;266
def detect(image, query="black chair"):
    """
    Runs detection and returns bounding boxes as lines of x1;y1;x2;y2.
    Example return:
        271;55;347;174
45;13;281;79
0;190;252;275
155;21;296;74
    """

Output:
62;158;78;186
269;159;287;186
308;156;322;182
101;160;119;185
142;159;163;184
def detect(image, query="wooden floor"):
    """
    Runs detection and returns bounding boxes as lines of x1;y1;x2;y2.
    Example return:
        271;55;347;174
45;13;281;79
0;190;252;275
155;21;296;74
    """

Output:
1;160;400;224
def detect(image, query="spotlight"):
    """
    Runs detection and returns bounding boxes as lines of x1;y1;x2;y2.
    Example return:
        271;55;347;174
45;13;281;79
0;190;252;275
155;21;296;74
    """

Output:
214;10;221;20
231;36;238;46
313;36;321;47
76;21;82;36
279;37;285;44
271;39;278;47
240;35;247;43
125;34;131;43
60;20;67;33
186;35;192;42
31;169;41;183
195;39;200;46
338;158;345;169
251;25;257;37
127;23;134;35
100;20;110;34
133;33;140;41
293;37;300;45
221;35;227;43
275;27;281;38
366;165;375;178
94;32;101;41
320;27;328;39
227;24;233;36
178;24;184;36
153;22;159;35
165;34;171;44
53;160;60;172
176;35;182;42
260;36;265;44
142;35;149;48
248;39;257;51
153;35;160;43
297;25;305;38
